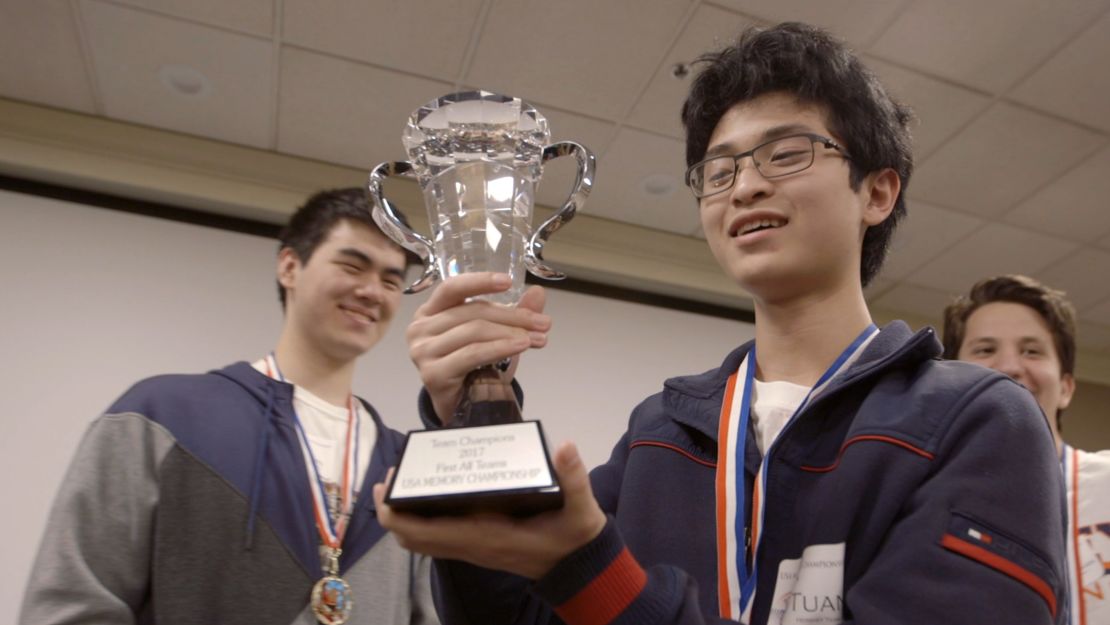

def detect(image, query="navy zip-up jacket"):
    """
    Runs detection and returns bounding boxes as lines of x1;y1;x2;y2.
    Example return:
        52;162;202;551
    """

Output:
428;322;1067;625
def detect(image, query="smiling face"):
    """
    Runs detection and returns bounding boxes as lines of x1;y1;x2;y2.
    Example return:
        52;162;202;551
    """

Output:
697;92;897;304
278;219;407;364
957;301;1075;444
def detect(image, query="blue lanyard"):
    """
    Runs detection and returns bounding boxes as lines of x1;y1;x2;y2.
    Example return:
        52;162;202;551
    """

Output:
734;324;878;614
266;353;361;548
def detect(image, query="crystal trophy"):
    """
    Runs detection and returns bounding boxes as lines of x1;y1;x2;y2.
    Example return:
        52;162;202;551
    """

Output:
369;90;595;516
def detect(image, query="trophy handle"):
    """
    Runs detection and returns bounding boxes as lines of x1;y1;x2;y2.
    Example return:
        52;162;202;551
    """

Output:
525;141;596;280
367;161;439;294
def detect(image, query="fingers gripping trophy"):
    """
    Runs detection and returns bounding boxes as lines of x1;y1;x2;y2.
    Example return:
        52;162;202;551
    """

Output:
368;91;595;516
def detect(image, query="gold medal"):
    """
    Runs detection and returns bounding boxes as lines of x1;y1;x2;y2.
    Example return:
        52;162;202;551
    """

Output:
311;575;353;624
265;355;359;625
311;547;353;624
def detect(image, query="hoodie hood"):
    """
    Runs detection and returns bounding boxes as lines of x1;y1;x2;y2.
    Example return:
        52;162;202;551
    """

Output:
118;361;397;578
659;321;942;444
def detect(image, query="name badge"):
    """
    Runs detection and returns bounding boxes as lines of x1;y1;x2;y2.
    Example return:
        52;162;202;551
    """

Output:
768;542;845;625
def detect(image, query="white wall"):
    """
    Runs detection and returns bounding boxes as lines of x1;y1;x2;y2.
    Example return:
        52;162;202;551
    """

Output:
0;188;753;620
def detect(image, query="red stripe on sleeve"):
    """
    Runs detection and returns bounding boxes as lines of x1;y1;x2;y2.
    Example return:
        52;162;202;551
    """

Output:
940;534;1057;617
554;547;647;625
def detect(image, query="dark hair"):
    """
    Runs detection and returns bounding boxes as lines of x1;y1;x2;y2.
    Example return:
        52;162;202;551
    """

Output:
276;187;419;308
681;22;914;287
942;275;1077;427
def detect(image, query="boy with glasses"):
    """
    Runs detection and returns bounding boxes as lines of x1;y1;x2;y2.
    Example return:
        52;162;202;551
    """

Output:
376;23;1067;625
945;275;1110;625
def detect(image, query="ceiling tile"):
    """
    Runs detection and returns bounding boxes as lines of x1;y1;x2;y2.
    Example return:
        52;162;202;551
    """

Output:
110;0;273;36
532;107;618;212
881;201;983;280
283;0;483;81
871;282;957;321
1004;144;1110;243
464;0;691;120
277;47;453;170
906;222;1077;293
1034;248;1110;311
0;0;95;113
1082;298;1110;327
4;0;1110;320
539;107;618;156
624;5;757;139
863;276;895;302
870;0;1106;93
863;57;991;158
910;103;1103;218
81;0;273;148
1077;321;1110;353
580;128;698;235
712;0;912;47
1010;11;1110;132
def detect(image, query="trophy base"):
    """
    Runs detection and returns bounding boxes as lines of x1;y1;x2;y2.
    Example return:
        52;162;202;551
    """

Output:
385;421;564;517
388;485;564;517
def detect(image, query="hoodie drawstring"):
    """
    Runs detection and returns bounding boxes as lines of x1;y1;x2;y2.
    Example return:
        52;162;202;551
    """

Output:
244;382;277;550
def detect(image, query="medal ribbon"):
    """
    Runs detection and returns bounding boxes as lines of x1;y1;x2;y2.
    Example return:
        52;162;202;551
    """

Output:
265;353;361;557
715;325;878;622
1062;445;1082;625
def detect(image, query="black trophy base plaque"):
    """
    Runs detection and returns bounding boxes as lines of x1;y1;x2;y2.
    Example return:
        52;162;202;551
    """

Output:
385;421;564;517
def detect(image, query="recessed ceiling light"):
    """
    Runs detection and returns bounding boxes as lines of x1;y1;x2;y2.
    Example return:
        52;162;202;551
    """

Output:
639;173;678;197
158;64;212;98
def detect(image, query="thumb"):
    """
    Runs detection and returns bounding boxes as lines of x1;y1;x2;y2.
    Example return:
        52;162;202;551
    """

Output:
372;467;395;509
518;285;547;315
553;441;592;506
550;441;607;548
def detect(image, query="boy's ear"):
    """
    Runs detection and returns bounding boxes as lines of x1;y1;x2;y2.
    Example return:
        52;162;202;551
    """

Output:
861;168;900;227
277;247;300;290
1058;372;1076;411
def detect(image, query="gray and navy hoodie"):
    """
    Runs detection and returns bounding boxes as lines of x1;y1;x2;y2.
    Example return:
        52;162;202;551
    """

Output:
20;362;437;625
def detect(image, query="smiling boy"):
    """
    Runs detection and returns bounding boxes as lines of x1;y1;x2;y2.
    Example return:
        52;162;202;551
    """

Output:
377;23;1067;625
945;275;1110;625
21;188;438;625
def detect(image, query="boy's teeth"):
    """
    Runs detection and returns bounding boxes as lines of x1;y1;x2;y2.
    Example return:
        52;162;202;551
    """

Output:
741;219;784;234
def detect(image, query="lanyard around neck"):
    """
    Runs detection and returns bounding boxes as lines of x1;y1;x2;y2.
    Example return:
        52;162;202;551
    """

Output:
264;353;360;550
715;324;878;622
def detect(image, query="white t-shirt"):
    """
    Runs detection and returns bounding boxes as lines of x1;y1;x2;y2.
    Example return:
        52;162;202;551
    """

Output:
751;379;810;455
1065;445;1110;625
251;360;377;516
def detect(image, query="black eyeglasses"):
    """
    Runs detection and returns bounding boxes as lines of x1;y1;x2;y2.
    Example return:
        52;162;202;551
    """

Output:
685;133;850;199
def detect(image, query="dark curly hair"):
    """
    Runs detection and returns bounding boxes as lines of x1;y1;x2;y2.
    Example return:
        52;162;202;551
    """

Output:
681;22;914;287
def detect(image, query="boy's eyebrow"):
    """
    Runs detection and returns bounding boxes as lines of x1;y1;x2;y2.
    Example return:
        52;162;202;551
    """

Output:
757;123;815;143
337;248;372;265
338;247;406;278
703;123;816;159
